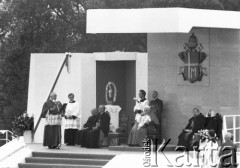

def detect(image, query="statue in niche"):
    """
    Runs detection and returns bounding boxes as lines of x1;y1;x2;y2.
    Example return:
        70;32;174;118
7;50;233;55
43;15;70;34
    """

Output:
105;81;117;105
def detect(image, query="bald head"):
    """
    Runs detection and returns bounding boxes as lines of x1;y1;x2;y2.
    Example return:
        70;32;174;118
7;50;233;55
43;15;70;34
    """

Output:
98;105;105;113
224;132;232;141
91;108;98;116
50;92;57;100
152;91;158;99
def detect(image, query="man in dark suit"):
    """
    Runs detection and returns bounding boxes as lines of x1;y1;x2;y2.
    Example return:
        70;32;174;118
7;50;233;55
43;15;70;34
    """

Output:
85;105;110;148
150;91;163;142
98;105;111;147
177;108;205;150
150;91;163;123
75;108;99;147
204;109;223;140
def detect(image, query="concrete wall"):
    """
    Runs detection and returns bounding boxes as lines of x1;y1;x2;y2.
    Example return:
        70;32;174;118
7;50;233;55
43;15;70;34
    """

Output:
28;53;88;143
28;52;148;143
147;28;240;144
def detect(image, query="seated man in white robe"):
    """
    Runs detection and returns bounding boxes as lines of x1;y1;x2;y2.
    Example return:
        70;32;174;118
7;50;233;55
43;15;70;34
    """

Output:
64;93;81;145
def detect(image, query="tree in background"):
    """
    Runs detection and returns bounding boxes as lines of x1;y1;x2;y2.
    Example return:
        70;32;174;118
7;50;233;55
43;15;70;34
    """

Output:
0;0;146;129
0;0;240;130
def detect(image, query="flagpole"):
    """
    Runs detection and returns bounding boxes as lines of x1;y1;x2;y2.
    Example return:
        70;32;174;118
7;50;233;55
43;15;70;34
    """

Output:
33;53;70;140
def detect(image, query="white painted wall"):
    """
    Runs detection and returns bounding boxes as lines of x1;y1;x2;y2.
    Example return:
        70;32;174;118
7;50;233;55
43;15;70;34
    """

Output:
28;53;85;143
87;8;240;34
28;52;148;143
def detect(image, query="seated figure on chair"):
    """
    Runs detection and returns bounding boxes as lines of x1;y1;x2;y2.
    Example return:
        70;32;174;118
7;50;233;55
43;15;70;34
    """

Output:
204;109;222;141
85;105;110;148
136;106;152;130
75;108;99;147
177;108;205;150
128;90;150;147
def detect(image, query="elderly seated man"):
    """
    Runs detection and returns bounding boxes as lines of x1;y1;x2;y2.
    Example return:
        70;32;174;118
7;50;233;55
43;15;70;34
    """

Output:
204;109;222;140
75;108;99;147
177;108;205;150
85;105;110;148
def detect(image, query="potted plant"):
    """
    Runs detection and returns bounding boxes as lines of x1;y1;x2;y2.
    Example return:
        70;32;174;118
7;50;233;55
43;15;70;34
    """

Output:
12;112;34;143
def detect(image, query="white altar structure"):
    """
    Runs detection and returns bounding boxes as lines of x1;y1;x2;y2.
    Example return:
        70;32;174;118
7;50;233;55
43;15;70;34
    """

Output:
105;105;121;132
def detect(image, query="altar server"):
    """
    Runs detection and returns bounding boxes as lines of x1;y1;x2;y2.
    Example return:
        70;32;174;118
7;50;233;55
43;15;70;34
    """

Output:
64;93;81;145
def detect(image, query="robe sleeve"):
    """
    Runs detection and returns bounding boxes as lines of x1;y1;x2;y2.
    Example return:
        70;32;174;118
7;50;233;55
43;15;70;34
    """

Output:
192;115;205;133
57;101;63;114
41;101;50;118
184;118;192;130
99;112;110;136
83;116;93;128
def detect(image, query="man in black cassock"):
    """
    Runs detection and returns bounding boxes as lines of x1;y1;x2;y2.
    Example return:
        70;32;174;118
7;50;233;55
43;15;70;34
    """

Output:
149;91;163;142
85;105;110;148
75;108;99;147
41;92;63;149
177;108;205;150
204;109;222;140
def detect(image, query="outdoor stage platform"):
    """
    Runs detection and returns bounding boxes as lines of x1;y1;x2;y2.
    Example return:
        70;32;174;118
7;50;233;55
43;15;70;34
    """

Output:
23;143;179;168
24;143;240;168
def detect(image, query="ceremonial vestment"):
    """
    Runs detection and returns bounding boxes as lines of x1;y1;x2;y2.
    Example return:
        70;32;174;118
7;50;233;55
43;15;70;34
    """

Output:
42;99;62;148
64;101;81;145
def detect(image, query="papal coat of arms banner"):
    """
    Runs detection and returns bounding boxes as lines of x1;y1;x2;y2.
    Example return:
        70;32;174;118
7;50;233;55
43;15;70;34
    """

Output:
177;30;210;86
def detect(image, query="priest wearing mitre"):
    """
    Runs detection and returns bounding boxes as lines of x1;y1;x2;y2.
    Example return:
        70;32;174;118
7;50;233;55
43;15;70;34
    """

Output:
64;93;81;145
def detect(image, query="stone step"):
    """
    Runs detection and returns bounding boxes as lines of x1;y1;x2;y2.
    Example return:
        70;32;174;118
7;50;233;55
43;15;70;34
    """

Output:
25;157;108;165
19;151;115;168
32;151;115;160
18;163;102;168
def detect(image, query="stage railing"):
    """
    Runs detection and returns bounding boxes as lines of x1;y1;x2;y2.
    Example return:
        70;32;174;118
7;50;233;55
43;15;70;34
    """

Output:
0;130;15;144
222;115;240;148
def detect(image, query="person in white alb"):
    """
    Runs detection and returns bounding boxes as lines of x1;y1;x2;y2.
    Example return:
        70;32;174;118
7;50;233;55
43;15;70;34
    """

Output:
64;93;81;145
128;89;150;146
136;106;151;130
133;89;149;126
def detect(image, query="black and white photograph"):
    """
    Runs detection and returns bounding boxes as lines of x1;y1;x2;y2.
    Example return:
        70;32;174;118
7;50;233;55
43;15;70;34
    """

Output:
0;0;239;168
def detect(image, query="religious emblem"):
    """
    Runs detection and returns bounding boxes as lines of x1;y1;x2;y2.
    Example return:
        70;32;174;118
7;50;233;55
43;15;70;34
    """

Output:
105;81;117;105
178;33;207;83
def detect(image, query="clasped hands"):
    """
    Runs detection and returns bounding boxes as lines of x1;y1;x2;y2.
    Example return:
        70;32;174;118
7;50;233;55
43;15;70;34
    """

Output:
65;115;77;119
